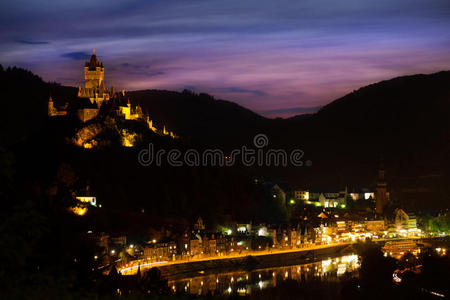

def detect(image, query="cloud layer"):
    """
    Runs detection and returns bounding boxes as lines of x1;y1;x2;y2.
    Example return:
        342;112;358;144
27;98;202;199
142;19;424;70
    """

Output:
1;0;450;117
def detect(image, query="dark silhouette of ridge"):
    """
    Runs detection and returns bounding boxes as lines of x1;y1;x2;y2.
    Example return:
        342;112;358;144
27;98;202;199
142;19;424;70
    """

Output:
1;65;449;210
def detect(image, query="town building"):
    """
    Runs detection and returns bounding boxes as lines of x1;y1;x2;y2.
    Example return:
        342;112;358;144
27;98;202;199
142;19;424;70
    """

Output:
110;235;127;247
395;209;418;233
366;219;386;232
316;190;347;208
143;240;177;261
348;188;375;202
202;234;217;255
294;189;309;202
189;234;202;257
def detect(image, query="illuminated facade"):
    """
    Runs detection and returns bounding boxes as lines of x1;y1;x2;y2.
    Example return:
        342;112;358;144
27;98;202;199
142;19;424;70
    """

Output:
70;185;98;216
76;196;97;206
395;209;417;232
48;95;67;117
317;191;347;208
366;219;386;232
118;99;144;120
349;190;375;201
78;48;111;108
294;190;309;201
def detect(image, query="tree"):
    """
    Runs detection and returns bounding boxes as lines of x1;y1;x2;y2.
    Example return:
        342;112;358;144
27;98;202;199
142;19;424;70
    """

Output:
399;252;417;269
56;162;77;189
355;241;397;290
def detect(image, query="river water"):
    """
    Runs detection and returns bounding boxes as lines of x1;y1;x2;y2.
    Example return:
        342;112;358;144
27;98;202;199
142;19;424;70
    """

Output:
167;253;360;296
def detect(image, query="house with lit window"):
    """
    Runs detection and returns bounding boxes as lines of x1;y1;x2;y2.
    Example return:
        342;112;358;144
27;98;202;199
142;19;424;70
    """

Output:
143;239;177;261
189;233;203;257
316;190;347;208
202;234;217;256
348;188;375;202
294;189;310;202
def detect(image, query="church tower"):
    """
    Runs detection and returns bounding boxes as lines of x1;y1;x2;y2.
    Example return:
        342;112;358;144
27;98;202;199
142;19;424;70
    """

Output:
375;159;389;215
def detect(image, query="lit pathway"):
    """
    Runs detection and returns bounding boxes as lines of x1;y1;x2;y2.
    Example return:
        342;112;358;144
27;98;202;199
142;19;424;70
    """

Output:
118;242;351;275
118;235;440;275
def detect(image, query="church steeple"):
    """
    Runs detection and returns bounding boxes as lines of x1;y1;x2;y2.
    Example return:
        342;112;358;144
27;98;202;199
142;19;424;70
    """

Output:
375;157;389;215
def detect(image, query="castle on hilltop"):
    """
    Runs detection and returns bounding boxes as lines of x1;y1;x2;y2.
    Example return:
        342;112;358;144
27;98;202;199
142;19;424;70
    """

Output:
48;49;177;139
76;48;111;122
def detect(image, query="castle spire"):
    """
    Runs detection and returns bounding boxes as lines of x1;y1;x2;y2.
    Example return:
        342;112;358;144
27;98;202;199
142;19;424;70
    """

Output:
93;48;95;54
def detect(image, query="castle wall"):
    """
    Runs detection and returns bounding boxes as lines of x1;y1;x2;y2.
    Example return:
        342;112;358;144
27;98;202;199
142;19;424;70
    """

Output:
77;108;99;123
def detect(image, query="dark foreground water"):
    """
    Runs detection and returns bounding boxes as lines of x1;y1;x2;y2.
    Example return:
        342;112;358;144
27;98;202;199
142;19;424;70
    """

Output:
168;253;359;296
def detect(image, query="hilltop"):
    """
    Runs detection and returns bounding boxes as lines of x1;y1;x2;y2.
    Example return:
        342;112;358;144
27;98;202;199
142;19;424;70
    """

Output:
127;71;450;210
1;66;449;212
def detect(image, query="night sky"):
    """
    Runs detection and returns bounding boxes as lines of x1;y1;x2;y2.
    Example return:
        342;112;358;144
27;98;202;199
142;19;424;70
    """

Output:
1;0;450;117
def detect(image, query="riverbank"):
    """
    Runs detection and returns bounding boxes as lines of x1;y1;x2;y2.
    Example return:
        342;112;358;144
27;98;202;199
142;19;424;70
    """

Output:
120;237;449;276
155;243;351;280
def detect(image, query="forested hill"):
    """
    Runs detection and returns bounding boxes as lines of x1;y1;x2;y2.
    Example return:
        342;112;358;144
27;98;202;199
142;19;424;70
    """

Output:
1;66;449;211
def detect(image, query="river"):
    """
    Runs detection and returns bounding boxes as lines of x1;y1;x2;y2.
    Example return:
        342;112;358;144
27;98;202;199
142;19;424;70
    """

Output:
167;253;360;296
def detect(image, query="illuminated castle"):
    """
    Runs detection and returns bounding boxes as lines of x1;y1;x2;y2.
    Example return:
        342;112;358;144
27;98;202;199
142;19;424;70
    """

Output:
76;49;112;122
48;95;67;117
118;98;144;121
48;49;178;141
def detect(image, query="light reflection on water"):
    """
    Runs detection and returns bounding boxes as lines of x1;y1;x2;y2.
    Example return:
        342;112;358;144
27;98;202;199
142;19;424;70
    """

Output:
168;254;359;296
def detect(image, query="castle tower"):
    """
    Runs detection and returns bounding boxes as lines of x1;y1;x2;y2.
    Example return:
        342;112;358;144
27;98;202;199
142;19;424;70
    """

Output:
76;49;110;122
48;95;67;117
375;159;389;215
48;95;55;116
84;48;105;89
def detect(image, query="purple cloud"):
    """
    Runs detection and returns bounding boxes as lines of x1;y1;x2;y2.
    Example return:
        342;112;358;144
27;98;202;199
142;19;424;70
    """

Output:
61;52;91;60
17;40;49;45
1;0;450;117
